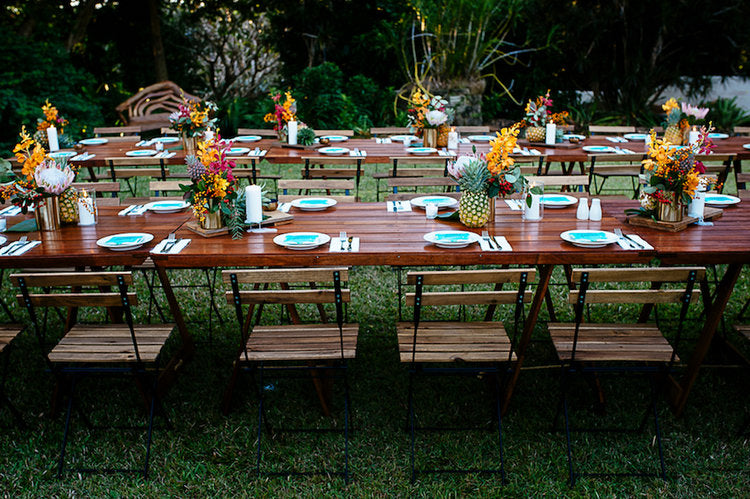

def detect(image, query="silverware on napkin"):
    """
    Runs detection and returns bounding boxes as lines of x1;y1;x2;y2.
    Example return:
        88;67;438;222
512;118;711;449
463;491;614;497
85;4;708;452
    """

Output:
1;236;28;255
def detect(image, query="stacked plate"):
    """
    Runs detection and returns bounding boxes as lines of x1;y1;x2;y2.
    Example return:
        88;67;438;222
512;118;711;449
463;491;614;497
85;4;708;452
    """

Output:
318;147;349;156
290;197;337;211
273;232;330;250
320;135;349;142
151;136;180;144
389;135;418;143
406;147;437;155
144;200;190;213
560;230;619;248
424;230;481;249
49;151;77;159
410;196;458;209
78;138;108;145
540;194;577;208
623;133;650;141
233;135;262;142
227;147;250;155
467;135;495;142
704;194;740;207
125;149;158;157
97;233;154;251
582;145;616;153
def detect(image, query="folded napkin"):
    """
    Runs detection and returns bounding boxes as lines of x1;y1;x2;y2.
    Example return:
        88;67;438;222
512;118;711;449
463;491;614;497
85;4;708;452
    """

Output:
387;200;412;213
0;240;41;256
278;202;292;213
380;138;392;144
151;238;191;255
248;149;267;157
616;234;654;251
7;219;37;232
0;206;22;217
438;150;457;157
494;236;513;251
349;150;367;157
135;140;153;147
460;138;471;144
606;136;628;143
71;153;95;161
329;237;360;252
528;149;541;155
505;199;523;211
118;205;148;216
615;147;636;154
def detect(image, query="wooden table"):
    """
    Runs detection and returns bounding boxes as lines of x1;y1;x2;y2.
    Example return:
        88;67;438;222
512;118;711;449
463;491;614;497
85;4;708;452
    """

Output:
2;196;748;415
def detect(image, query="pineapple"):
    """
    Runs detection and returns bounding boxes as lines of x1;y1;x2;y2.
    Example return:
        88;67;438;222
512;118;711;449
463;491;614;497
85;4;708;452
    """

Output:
457;159;491;227
58;187;78;223
525;126;545;142
663;124;684;145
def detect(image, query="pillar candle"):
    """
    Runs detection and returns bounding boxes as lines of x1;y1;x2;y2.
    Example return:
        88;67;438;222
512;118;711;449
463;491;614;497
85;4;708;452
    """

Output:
688;188;706;218
287;121;298;145
545;123;556;145
447;129;458;150
245;185;263;224
689;127;700;146
77;190;96;225
204;129;215;142
47;126;59;152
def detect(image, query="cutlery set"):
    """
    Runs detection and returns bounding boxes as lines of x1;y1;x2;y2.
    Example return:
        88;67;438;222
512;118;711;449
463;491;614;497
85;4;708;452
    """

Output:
0;236;33;256
614;228;645;249
338;231;354;251
481;230;504;251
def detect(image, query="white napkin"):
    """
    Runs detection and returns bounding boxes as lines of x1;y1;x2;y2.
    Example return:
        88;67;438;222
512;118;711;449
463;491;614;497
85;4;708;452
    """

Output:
278;202;292;213
349;150;366;157
0;206;22;217
151;238;191;254
616;234;654;250
0;240;41;256
71;153;95;161
381;138;392;144
460;138;471;144
505;199;523;211
248;149;267;157
162;151;176;158
136;139;153;147
494;236;513;251
528;149;541;155
615;147;636;154
329;237;360;252
387;200;412;212
606;136;628;143
118;205;148;216
438;150;456;157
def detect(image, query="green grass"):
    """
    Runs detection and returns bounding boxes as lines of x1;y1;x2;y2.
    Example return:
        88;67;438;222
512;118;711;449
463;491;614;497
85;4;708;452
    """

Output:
0;167;749;497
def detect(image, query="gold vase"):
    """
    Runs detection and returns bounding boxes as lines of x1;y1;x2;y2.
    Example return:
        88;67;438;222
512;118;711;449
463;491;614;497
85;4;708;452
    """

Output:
182;135;197;156
200;210;224;230
35;196;61;231
422;128;438;148
436;124;450;147
486;197;496;227
657;192;685;222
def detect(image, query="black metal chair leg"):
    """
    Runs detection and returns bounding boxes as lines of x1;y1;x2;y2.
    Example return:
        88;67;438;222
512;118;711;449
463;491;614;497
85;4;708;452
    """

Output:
493;374;507;485
343;369;351;484
650;377;667;481
143;378;158;480
408;371;416;484
256;365;265;478
58;376;77;478
560;369;576;487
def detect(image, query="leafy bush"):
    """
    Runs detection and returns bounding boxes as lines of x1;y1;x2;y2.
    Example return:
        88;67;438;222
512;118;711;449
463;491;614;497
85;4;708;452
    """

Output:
702;97;750;132
0;32;103;155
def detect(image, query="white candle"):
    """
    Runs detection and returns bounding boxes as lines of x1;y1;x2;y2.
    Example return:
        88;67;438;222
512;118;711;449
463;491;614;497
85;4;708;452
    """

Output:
47;126;59;152
688;188;706;218
689;127;700;146
77;190;96;225
545;123;556;145
245;185;263;224
447;130;458;150
204;129;215;142
288;121;298;145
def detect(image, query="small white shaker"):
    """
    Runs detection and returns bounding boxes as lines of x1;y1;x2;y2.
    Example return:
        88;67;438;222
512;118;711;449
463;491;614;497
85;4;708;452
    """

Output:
576;197;589;220
588;198;602;221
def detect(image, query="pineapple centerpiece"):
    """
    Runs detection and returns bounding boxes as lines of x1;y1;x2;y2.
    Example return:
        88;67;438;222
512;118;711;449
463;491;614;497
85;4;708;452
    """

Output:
448;123;525;228
661;98;710;146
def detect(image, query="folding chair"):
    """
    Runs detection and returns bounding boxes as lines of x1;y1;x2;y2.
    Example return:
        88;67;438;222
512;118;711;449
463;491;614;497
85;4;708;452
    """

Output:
93;126;141;137
221;267;358;482
12;271;175;478
398;268;535;483
373;157;449;201
278;179;356;203
550;266;704;486
301;156;363;199
588;153;645;198
0;321;25;427
106;157;169;198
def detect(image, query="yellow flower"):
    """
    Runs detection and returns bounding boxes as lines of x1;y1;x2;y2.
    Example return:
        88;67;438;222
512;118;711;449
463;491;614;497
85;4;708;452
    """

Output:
487;123;521;175
662;98;679;113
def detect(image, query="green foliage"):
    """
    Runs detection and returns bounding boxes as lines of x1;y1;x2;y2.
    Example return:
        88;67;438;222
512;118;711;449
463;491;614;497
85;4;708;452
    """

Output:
702;97;750;132
297;127;316;146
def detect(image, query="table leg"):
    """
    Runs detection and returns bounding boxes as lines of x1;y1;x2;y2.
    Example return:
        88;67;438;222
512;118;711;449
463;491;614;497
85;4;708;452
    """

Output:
670;262;743;416
502;264;554;414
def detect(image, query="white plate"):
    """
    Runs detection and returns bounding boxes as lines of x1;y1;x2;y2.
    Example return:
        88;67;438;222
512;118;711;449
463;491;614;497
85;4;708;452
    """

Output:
233;135;262;142
560;230;619;248
97;232;154;251
320;135;349;142
406;147;437;155
290;197;337;211
151;136;180;144
423;230;481;249
703;194;740;207
563;134;586;141
273;232;330;250
227;147;250;155
540;194;577;208
582;145;616;153
78;138;108;146
623;133;649;141
48;151;77;159
318;146;350;156
0;236;7;246
144;200;190;213
467;135;495;142
708;133;729;140
125;149;158;157
743;144;750;150
389;135;419;142
410;195;458;209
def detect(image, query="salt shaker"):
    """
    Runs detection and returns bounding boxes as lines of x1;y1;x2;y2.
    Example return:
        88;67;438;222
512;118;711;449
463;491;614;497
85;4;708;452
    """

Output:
576;197;589;220
588;198;602;221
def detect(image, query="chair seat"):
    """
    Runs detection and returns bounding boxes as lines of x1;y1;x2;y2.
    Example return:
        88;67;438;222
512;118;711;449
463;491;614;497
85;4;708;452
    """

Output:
593;168;640;177
396;321;516;363
48;323;174;364
549;323;678;362
734;324;750;341
0;324;24;354
244;323;358;361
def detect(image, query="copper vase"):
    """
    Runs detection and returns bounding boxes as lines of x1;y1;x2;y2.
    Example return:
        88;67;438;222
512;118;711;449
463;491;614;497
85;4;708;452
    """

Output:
422;128;438;148
200;210;224;230
35;196;61;231
657;192;685;222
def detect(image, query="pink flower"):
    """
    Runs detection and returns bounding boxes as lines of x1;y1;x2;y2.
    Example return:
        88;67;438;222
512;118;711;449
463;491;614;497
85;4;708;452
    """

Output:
447;155;474;179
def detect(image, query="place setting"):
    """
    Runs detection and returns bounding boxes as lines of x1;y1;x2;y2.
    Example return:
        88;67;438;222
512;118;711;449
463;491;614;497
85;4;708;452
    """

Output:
96;232;154;251
386;200;412;212
151;233;192;255
273;231;330;250
330;231;360;252
0;236;41;256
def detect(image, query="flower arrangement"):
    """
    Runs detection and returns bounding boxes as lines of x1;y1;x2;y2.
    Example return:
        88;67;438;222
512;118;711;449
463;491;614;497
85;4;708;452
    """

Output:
406;90;454;131
263;91;297;133
33;100;73;149
521;90;569;129
662;97;710;145
630;127;714;218
0;127;76;213
181;137;246;238
169;96;218;137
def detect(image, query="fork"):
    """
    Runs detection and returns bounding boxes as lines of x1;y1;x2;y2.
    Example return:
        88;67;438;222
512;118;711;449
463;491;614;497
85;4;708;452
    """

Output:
339;231;348;251
614;228;633;249
481;230;497;250
161;233;178;254
2;236;28;256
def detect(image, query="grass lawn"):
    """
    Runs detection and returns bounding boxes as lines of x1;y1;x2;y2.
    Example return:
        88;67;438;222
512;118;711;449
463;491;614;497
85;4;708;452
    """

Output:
0;163;749;497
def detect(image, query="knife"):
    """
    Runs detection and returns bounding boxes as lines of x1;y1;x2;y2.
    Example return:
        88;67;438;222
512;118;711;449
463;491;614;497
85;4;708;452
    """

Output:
11;240;33;255
622;233;644;249
1;236;27;255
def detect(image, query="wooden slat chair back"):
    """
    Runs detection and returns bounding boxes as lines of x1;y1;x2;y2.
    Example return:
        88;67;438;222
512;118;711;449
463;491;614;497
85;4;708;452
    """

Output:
106;157;169;197
0;317;25;426
385;176;459;202
455;125;491;134
398;268;535;482
159;127;180;135
695;154;733;192
236;128;278;137
373;156;449;201
93;126;141;137
71;181;121;206
316;129;355;137
370;126;410;136
525;175;590;192
588;125;637;135
549;266;705;486
221;267;358;480
511;154;547;175
216;157;281;187
737;172;750;189
11;270;174;478
278;179;356;203
733;126;750;136
588;153;646;197
116;81;201;132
